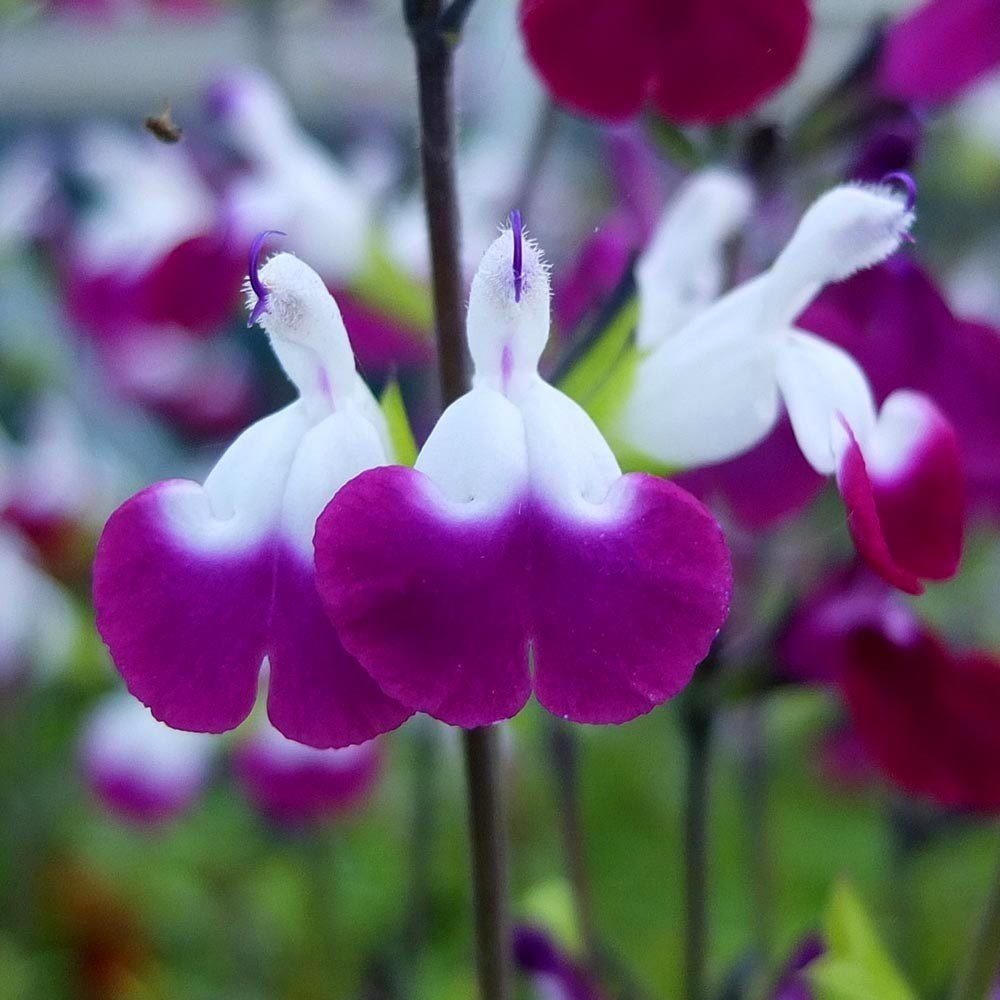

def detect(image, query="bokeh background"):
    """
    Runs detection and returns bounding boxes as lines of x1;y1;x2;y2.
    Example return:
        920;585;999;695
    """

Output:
2;0;1000;997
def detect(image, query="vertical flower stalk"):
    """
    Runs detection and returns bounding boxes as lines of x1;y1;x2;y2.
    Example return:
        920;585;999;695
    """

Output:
403;2;511;998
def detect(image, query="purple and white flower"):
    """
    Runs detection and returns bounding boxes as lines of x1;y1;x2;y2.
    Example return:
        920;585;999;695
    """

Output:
93;241;412;748
619;178;964;593
314;214;732;728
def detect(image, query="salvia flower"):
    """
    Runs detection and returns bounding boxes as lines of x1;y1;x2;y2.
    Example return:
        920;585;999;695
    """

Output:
314;215;732;727
233;721;382;826
519;0;811;125
801;256;1000;520
81;692;215;826
619;179;964;594
93;242;412;748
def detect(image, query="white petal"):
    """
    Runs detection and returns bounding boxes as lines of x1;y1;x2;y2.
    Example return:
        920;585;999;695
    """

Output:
762;183;914;328
620;280;781;467
467;225;551;391
415;386;529;515
250;253;361;412
776;330;877;474
281;410;388;558
518;377;622;518
636;168;754;350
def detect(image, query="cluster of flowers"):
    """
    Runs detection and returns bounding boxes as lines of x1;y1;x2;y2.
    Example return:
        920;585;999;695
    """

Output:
92;167;961;753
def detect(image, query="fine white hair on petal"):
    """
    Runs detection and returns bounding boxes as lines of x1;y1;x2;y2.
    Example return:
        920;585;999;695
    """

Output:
247;251;358;407
763;182;915;325
636;168;754;350
467;224;552;392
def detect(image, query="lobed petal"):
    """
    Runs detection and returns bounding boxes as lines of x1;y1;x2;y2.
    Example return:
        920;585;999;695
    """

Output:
836;391;964;594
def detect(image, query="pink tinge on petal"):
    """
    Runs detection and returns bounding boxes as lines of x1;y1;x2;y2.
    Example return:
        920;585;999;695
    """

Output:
315;466;731;728
94;483;271;733
94;485;411;746
234;733;381;826
842;624;1000;813
878;0;1000;104
836;400;964;594
267;547;414;749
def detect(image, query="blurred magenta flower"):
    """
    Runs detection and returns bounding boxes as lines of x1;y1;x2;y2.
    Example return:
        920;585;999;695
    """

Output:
233;722;381;826
621;180;964;593
802;256;1000;519
64;128;244;341
315;216;731;728
782;565;1000;813
519;0;811;124
513;925;604;1000
94;246;411;748
81;692;215;826
878;0;1000;105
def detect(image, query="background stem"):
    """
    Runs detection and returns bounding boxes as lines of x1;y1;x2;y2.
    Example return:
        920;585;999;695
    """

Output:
683;702;713;1000
463;727;513;1000
406;5;511;998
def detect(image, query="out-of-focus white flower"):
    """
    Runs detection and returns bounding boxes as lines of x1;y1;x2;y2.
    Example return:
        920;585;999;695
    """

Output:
0;530;76;685
72;125;216;276
208;70;371;285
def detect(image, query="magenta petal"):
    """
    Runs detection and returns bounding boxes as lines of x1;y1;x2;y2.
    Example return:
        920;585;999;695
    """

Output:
842;624;1000;813
836;404;964;594
267;547;413;748
93;483;270;732
878;0;1000;104
531;474;731;724
315;467;731;727
315;467;532;728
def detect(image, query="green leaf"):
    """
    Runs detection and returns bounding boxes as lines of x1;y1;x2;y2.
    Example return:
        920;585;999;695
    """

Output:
380;380;418;466
349;236;434;333
811;881;917;1000
557;298;676;476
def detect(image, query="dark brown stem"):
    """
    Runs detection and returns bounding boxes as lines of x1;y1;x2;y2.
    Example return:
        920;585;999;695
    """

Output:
410;0;469;407
546;717;599;966
463;727;513;1000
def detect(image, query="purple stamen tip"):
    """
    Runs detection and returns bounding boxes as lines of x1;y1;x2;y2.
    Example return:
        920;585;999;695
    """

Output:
246;229;285;327
510;209;523;303
882;171;917;212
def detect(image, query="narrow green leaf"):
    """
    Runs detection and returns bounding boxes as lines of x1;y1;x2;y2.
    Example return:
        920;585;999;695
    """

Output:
380;380;418;466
